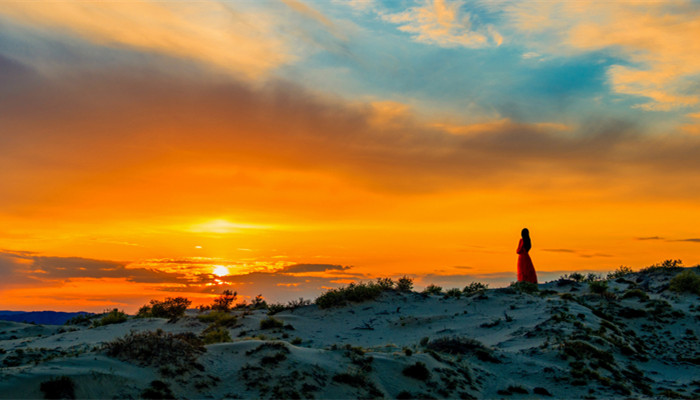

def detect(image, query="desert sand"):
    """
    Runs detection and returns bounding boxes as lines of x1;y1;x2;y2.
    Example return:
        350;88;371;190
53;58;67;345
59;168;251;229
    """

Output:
1;267;698;399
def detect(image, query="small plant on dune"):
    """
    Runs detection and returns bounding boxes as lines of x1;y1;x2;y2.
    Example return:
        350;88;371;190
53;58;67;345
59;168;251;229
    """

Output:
463;282;488;296
40;376;76;399
64;313;95;326
315;282;384;309
396;276;413;292
211;290;237;312
267;303;287;315
588;280;608;294
562;272;585;282
137;297;191;319
197;310;237;327
426;336;499;363
92;308;128;327
202;326;232;344
444;288;462;299
607;265;634;280
640;259;683;273
260;316;284;330
621;289;649;301
287;297;312;310
423;284;442;295
376;277;395;290
669;269;700;295
104;329;205;369
402;361;431;381
511;281;539;294
141;380;175;400
250;294;267;309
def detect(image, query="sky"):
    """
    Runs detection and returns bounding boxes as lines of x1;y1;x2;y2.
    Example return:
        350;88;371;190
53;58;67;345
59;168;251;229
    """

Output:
1;0;700;312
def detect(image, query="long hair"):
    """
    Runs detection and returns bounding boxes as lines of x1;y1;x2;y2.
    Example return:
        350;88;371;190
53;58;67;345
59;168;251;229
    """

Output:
521;228;532;251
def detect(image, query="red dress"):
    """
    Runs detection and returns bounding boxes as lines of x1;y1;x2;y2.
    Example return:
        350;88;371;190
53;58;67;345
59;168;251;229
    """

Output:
517;239;538;284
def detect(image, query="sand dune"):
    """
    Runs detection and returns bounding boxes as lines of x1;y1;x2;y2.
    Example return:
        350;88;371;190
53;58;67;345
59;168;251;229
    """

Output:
1;267;698;399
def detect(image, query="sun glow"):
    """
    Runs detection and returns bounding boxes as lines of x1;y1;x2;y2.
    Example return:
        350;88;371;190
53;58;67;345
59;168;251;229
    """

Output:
213;265;229;277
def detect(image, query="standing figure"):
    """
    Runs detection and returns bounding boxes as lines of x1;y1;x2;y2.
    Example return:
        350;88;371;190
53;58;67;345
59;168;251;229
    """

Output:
517;228;538;284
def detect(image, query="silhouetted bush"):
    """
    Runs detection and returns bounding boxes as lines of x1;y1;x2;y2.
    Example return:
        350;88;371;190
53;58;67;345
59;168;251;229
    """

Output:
607;265;634;279
563;272;585;282
397;276;413;292
589;280;608;294
251;294;267;309
197;310;237;327
640;259;684;273
137;297;191;319
287;297;311;310
260;316;284;330
669;269;700;295
267;303;287;315
511;281;539;294
92;309;127;327
40;376;75;399
444;288;462;299
141;380;175;400
402;362;430;381
64;313;95;326
202;326;231;344
375;277;394;290
104;329;204;369
315;282;383;309
422;284;442;295
211;290;237;312
463;282;488;295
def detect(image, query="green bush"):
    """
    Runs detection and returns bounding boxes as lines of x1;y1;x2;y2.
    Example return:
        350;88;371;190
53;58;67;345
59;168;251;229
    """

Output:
669;270;700;295
93;309;128;327
422;284;442;295
621;289;649;301
197;310;237;327
137;297;191;319
463;282;488;295
397;276;413;292
202;326;231;344
40;376;76;399
315;282;384;309
589;280;608;294
104;329;204;368
260;317;284;330
402;362;430;381
444;288;462;299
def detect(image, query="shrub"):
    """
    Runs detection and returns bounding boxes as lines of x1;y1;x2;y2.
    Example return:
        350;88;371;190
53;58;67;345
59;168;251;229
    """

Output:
563;272;585;282
621;289;649;301
376;277;394;290
669;270;700;295
426;336;499;362
511;281;539;294
422;284;442;295
141;380;175;400
291;337;302;345
589;280;608;294
444;288;462;299
104;329;204;368
137;297;191;319
202;326;231;344
607;265;634;279
315;282;383;309
260;316;284;330
640;259;683;273
463;282;488;295
267;303;287;315
402;362;430;381
92;309;128;327
197;310;237;327
287;297;311;310
396;276;413;292
251;294;267;309
212;290;237;312
64;313;95;326
40;376;76;399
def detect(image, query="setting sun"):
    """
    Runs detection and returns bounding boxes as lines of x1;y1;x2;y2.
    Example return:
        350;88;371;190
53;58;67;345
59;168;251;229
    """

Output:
213;265;229;277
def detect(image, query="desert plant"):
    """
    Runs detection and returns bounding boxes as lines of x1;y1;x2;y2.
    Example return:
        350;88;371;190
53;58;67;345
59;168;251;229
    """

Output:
463;282;488;295
589;280;608;294
563;272;585;282
640;259;684;273
202;326;231;344
607;265;634;279
402;361;430;380
141;380;175;400
423;284;442;295
396;276;413;292
137;297;191;319
92;309;128;327
511;281;539;294
251;294;267;309
315;282;383;309
260;316;284;330
40;376;75;399
212;290;237;312
104;329;205;369
287;297;311;310
621;289;649;301
669;269;700;295
267;303;287;315
64;313;95;326
444;288;462;299
376;277;394;290
197;310;237;327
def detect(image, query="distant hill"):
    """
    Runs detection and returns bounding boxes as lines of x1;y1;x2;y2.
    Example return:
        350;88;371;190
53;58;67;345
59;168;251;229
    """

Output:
0;311;93;325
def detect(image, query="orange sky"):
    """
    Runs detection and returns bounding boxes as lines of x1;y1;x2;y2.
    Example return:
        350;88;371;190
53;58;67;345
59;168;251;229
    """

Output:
1;1;700;312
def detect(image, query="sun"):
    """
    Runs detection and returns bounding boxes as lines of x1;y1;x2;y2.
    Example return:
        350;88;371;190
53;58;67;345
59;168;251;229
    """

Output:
212;265;229;277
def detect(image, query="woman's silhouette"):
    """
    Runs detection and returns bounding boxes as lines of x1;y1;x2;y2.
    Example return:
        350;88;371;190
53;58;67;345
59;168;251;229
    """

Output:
517;228;538;284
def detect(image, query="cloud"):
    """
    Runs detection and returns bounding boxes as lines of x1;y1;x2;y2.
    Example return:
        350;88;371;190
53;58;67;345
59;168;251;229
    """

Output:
673;238;700;243
281;264;352;273
636;236;664;241
382;0;502;48
542;249;612;258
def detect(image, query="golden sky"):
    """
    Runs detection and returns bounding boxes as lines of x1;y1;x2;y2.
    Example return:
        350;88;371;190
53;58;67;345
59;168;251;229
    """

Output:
1;0;699;312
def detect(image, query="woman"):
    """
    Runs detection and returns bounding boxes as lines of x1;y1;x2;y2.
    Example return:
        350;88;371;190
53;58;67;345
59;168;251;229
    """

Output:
517;228;538;284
